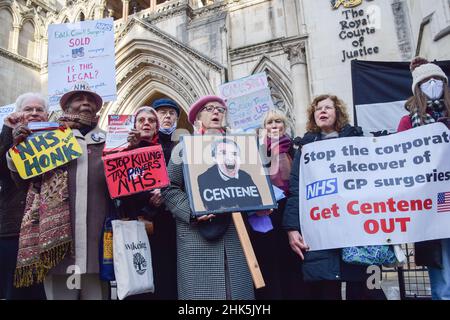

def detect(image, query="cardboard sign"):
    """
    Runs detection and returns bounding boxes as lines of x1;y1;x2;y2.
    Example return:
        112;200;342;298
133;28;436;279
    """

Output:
9;127;83;179
103;145;169;199
0;104;15;127
218;73;274;131
299;123;450;251
48;18;117;111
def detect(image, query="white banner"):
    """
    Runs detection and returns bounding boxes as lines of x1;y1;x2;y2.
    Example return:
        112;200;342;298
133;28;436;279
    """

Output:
0;104;15;127
48;18;116;111
218;72;274;131
299;123;450;251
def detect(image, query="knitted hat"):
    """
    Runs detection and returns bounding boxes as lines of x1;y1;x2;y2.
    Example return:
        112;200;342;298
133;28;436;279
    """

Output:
151;98;180;116
412;63;448;93
188;95;226;125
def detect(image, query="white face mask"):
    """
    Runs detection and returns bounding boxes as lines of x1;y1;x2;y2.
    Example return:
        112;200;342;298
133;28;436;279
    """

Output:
420;79;444;100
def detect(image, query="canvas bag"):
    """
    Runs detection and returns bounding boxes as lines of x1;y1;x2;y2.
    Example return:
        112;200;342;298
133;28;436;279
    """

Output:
112;220;154;300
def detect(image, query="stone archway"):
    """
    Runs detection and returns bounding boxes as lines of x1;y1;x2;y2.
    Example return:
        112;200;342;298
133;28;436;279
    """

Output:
99;17;225;132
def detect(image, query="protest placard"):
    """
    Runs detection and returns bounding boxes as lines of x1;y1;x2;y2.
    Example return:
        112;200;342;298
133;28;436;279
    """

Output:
48;18;116;111
9;127;83;179
218;73;274;131
182;134;277;216
104;115;134;154
103;145;169;199
0;104;15;127
298;122;450;251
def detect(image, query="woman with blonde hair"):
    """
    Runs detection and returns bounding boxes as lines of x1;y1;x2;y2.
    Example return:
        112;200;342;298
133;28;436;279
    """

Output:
246;109;307;299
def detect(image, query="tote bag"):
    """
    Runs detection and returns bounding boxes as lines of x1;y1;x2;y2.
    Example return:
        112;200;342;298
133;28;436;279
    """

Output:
112;220;154;300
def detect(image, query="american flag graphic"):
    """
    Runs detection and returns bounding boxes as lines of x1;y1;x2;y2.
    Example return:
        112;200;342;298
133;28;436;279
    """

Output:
437;192;450;213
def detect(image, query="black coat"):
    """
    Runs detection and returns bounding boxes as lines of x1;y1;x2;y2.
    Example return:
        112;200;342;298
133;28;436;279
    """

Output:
0;125;27;238
283;124;368;282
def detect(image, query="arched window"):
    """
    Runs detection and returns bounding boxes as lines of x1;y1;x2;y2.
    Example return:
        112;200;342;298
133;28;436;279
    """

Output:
0;9;13;50
77;12;85;21
18;21;36;60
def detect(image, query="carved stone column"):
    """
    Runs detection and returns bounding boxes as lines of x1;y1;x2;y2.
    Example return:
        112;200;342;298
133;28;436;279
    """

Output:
286;41;310;136
150;0;156;12
11;24;21;54
95;2;107;19
123;0;130;22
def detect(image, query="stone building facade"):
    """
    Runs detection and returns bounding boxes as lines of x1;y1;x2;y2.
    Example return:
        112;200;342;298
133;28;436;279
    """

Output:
1;0;449;135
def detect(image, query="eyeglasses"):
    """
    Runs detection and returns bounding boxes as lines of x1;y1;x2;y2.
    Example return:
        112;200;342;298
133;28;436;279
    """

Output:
201;105;226;114
314;105;335;112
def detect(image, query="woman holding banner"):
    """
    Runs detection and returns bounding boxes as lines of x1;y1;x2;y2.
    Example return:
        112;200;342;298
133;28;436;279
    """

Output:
161;95;254;300
283;94;382;300
398;57;450;300
114;106;177;299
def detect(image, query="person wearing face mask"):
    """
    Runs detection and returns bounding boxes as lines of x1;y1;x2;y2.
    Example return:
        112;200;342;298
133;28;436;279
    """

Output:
152;98;180;163
397;57;450;300
398;58;449;130
0;93;48;300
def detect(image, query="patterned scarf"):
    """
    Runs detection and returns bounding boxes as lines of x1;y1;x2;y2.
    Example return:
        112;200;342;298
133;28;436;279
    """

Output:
59;112;98;127
14;167;72;287
411;99;445;128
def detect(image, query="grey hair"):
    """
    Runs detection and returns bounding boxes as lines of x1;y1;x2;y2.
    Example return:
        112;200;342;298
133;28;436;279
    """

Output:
15;92;49;112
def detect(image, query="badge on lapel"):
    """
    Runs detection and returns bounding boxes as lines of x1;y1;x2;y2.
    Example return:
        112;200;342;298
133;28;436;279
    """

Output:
91;132;106;142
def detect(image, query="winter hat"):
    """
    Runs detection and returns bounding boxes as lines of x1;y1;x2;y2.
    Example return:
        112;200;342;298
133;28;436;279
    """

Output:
412;63;448;93
188;95;226;125
60;81;103;112
151;98;180;117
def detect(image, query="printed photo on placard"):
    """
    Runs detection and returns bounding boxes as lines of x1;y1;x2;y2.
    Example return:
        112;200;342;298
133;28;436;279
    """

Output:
181;134;277;216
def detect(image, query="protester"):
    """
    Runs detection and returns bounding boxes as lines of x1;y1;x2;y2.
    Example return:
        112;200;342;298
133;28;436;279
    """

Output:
198;137;263;211
152;98;180;163
161;95;254;299
246;110;305;300
7;82;110;300
397;57;450;300
0;93;47;300
114;106;177;299
282;94;375;300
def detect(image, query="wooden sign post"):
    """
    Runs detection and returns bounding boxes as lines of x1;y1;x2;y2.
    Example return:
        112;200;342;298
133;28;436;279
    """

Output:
232;212;265;289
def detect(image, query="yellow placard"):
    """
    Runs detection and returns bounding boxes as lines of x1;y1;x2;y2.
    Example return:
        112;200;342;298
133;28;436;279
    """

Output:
9;128;83;179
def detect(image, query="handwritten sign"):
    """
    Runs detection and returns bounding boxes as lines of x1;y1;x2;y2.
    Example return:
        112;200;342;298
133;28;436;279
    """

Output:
103;145;169;199
0;104;15;127
219;73;274;131
9;128;83;179
299;123;450;251
48;18;116;111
